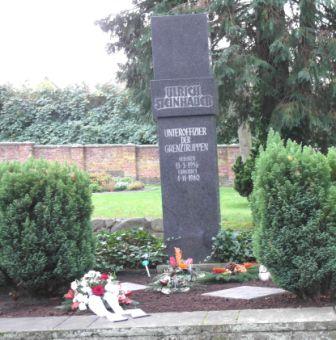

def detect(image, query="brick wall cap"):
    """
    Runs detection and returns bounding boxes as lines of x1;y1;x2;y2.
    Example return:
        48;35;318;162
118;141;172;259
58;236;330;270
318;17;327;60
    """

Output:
35;145;82;149
136;144;159;148
0;142;35;146
84;144;137;148
218;144;239;148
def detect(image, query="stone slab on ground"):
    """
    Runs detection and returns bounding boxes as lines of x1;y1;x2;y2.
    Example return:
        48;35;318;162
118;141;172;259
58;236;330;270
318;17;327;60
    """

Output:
0;307;336;339
120;282;148;291
202;285;287;300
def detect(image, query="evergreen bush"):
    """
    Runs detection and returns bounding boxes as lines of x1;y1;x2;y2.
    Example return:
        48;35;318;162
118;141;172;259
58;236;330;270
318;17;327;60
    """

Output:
232;148;258;198
0;159;95;295
251;131;336;299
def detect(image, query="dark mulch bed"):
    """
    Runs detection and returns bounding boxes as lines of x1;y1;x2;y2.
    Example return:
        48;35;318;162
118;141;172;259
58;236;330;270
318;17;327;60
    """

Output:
0;271;333;317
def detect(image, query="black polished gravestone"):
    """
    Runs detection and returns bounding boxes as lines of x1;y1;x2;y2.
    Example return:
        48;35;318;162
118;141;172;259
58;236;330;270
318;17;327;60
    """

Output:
150;14;220;262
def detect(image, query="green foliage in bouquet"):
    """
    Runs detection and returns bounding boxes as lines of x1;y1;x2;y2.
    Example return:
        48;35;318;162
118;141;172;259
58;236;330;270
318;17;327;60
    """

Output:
0;159;95;295
95;228;167;273
251;131;336;299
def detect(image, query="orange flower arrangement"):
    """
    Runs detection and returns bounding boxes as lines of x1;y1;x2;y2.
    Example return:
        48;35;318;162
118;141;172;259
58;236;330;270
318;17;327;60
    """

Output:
169;247;193;270
243;262;257;269
212;262;258;275
233;264;247;273
212;267;231;274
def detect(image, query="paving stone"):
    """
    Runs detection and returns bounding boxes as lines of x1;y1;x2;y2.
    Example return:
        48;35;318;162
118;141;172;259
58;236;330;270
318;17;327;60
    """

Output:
237;307;336;324
89;311;208;329
202;310;239;325
202;285;287;300
54;315;99;330
0;316;69;332
120;282;148;291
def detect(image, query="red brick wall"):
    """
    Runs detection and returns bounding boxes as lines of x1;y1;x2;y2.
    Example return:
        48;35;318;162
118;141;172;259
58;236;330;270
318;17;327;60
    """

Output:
136;145;160;183
0;142;34;162
0;142;240;185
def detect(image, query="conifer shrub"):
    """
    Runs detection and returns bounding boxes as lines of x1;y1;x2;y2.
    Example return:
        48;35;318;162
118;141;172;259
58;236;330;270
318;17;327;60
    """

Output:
0;159;95;295
251;131;336;299
232;148;258;198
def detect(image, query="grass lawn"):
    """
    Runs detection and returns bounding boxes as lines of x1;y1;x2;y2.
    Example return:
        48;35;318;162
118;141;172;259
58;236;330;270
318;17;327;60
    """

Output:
92;186;252;230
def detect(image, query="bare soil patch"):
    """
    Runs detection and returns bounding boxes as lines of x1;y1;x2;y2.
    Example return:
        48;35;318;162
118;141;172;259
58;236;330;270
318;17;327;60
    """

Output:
0;271;332;317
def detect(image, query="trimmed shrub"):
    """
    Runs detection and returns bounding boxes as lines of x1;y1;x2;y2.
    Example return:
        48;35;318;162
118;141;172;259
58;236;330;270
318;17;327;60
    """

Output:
113;182;128;191
127;181;145;191
89;172;114;192
251;131;336;299
0;159;95;295
95;228;167;273
209;229;255;263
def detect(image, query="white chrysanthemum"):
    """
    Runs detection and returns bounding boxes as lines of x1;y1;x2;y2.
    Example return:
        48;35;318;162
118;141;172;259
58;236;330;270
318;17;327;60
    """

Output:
82;286;92;295
70;281;78;291
84;270;99;279
80;279;88;287
78;302;87;311
74;293;88;303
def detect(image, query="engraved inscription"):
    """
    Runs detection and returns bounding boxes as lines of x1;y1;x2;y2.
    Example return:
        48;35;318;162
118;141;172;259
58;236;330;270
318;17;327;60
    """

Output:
175;155;200;182
154;85;213;110
163;127;208;154
164;126;208;183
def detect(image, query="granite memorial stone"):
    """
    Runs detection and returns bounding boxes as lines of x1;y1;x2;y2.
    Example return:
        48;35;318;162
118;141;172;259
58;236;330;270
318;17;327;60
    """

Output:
151;13;220;262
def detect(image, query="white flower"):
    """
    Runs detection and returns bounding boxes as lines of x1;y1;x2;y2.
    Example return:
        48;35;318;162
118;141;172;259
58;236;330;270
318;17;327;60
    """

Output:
80;279;88;287
70;281;78;291
82;286;92;295
78;302;87;311
84;270;99;279
74;293;89;304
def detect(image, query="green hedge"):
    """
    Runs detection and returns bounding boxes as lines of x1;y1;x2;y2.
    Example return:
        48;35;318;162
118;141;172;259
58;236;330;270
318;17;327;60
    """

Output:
0;159;95;295
252;131;336;299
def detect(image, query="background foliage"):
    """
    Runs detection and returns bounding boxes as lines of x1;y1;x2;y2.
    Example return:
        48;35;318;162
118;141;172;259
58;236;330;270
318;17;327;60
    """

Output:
209;229;255;263
97;0;336;148
0;83;156;145
95;228;167;273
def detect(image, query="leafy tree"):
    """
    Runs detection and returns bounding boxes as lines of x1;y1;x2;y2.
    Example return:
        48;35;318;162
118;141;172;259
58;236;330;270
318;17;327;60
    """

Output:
97;0;336;148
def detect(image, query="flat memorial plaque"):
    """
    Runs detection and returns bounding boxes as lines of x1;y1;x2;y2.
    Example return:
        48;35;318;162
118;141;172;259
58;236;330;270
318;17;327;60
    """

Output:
202;286;287;300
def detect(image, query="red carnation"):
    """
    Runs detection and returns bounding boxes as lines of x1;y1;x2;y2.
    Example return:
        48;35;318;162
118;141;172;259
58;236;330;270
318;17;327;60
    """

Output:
71;301;80;310
92;285;105;296
64;289;74;300
100;273;109;280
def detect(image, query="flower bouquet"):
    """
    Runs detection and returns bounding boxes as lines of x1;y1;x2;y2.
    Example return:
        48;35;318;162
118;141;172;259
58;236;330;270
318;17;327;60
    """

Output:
199;262;259;284
64;270;147;321
152;248;202;295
